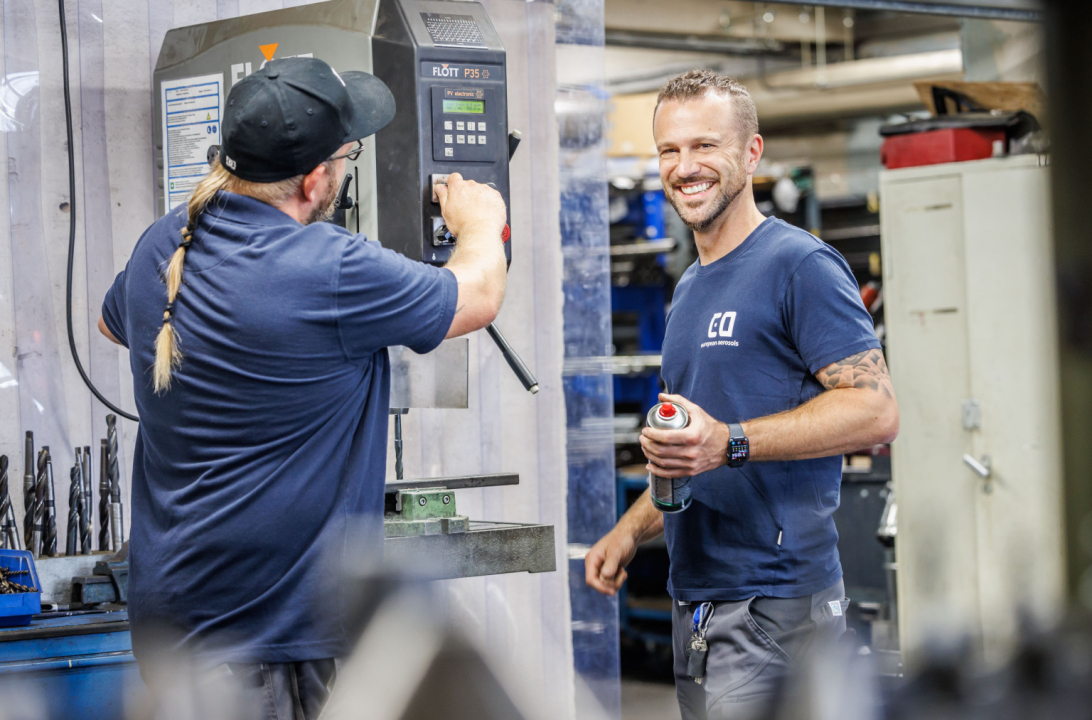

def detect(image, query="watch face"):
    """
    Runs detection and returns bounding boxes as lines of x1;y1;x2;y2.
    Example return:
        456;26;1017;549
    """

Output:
729;438;749;463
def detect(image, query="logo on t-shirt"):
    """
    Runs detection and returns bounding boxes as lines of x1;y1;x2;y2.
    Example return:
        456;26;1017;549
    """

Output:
701;311;739;348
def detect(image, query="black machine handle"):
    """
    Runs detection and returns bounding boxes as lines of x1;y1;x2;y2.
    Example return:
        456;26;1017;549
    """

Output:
426;132;538;394
486;323;539;395
482;129;538;395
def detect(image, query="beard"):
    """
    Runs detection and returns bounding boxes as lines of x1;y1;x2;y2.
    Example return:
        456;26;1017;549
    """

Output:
664;155;748;233
305;174;342;225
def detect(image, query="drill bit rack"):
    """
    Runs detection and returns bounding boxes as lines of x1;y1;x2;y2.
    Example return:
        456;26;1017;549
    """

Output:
7;417;126;559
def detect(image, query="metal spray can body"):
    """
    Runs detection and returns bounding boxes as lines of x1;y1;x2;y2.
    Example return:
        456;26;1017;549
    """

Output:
646;402;692;513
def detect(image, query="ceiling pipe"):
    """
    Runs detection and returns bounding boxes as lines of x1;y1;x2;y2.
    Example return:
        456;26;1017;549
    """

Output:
606;48;961;98
761;48;963;90
604;29;786;55
759;0;1040;23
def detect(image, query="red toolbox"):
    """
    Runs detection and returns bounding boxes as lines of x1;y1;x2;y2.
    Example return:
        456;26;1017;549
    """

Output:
881;127;1005;169
879;110;1038;170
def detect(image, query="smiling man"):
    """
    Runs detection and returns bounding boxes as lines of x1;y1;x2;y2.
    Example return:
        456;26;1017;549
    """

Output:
585;71;899;719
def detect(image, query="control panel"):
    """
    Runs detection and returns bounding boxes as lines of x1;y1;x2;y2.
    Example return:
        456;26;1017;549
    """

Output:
433;86;497;162
373;0;510;266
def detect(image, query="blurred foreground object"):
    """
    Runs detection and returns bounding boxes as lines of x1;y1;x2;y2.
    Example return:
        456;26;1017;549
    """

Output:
760;618;1092;720
325;570;534;720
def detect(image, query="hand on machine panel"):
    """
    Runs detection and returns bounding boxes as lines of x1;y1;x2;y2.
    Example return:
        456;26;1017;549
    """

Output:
433;172;506;241
433;172;536;393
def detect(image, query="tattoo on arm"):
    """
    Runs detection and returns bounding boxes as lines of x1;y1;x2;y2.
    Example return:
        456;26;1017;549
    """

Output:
816;349;894;398
454;304;466;316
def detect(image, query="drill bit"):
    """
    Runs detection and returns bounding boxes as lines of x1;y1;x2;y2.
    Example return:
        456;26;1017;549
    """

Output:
66;464;79;556
0;566;36;594
23;432;34;550
41;449;57;557
99;439;111;552
109;503;123;551
81;445;92;554
0;455;9;548
107;414;124;550
394;412;404;481
3;459;19;550
32;448;47;557
0;456;15;549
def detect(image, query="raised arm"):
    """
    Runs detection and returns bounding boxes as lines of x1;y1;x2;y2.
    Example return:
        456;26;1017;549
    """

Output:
744;347;898;461
98;316;124;346
435;173;509;338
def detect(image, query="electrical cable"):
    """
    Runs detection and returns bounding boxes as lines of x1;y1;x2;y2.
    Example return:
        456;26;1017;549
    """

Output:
58;0;138;422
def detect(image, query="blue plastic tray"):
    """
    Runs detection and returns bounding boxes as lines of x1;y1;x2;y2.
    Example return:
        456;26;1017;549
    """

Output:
0;550;41;627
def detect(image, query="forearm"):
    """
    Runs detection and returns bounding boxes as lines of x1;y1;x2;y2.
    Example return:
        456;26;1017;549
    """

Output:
743;387;898;462
443;228;507;337
447;223;506;285
641;350;898;475
616;489;664;544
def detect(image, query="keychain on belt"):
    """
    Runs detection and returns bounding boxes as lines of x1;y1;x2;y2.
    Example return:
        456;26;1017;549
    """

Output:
687;602;714;685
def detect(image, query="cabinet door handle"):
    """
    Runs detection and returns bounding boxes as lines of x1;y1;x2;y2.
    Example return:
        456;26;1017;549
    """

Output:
963;454;991;479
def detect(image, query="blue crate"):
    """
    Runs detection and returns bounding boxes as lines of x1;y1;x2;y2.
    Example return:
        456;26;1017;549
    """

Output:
0;550;41;626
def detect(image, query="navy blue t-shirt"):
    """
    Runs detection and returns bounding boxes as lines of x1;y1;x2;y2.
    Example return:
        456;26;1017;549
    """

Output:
661;217;879;601
101;192;457;663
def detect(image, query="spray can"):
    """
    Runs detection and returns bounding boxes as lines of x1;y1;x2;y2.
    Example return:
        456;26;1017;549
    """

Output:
646;402;692;513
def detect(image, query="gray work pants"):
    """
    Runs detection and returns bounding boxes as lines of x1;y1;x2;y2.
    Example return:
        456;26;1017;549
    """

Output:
230;659;338;720
671;580;848;720
138;657;338;720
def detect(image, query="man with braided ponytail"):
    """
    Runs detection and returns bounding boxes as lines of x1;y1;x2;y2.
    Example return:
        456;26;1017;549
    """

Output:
97;57;507;719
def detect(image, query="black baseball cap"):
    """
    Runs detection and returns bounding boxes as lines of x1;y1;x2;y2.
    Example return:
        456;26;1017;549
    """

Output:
220;57;395;182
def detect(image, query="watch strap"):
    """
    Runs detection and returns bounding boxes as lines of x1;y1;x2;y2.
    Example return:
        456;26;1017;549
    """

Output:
728;423;744;440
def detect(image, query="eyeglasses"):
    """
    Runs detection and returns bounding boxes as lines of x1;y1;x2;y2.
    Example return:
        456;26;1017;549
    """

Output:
328;140;364;162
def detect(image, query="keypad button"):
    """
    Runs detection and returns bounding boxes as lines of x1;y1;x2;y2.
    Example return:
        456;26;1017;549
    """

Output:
478;135;486;145
456;135;465;144
456;121;465;131
478;122;487;131
467;135;476;145
444;134;453;144
444;121;452;130
444;147;453;157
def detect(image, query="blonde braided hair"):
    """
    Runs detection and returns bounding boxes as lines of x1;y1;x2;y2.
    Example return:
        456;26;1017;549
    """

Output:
152;159;314;393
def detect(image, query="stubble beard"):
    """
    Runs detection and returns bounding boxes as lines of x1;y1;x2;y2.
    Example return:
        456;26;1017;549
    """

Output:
305;175;342;226
665;158;748;233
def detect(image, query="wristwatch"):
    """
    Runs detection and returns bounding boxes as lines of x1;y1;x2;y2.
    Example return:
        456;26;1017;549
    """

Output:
727;423;749;468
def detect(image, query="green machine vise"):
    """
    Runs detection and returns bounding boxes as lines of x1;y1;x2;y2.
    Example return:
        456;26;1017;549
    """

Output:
384;488;469;538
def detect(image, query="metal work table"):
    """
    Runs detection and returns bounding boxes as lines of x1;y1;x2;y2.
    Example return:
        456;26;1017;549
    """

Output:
386;520;556;578
0;609;139;720
0;512;554;719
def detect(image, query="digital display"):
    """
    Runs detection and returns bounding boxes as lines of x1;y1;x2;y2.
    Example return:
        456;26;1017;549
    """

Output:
443;99;484;114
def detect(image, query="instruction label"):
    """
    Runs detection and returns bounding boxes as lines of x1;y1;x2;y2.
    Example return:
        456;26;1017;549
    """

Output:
161;73;224;214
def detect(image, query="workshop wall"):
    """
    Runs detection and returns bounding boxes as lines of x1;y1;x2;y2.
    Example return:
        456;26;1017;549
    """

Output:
0;0;575;714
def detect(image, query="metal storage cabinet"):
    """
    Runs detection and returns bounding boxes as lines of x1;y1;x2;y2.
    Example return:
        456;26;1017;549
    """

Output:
879;154;1064;668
